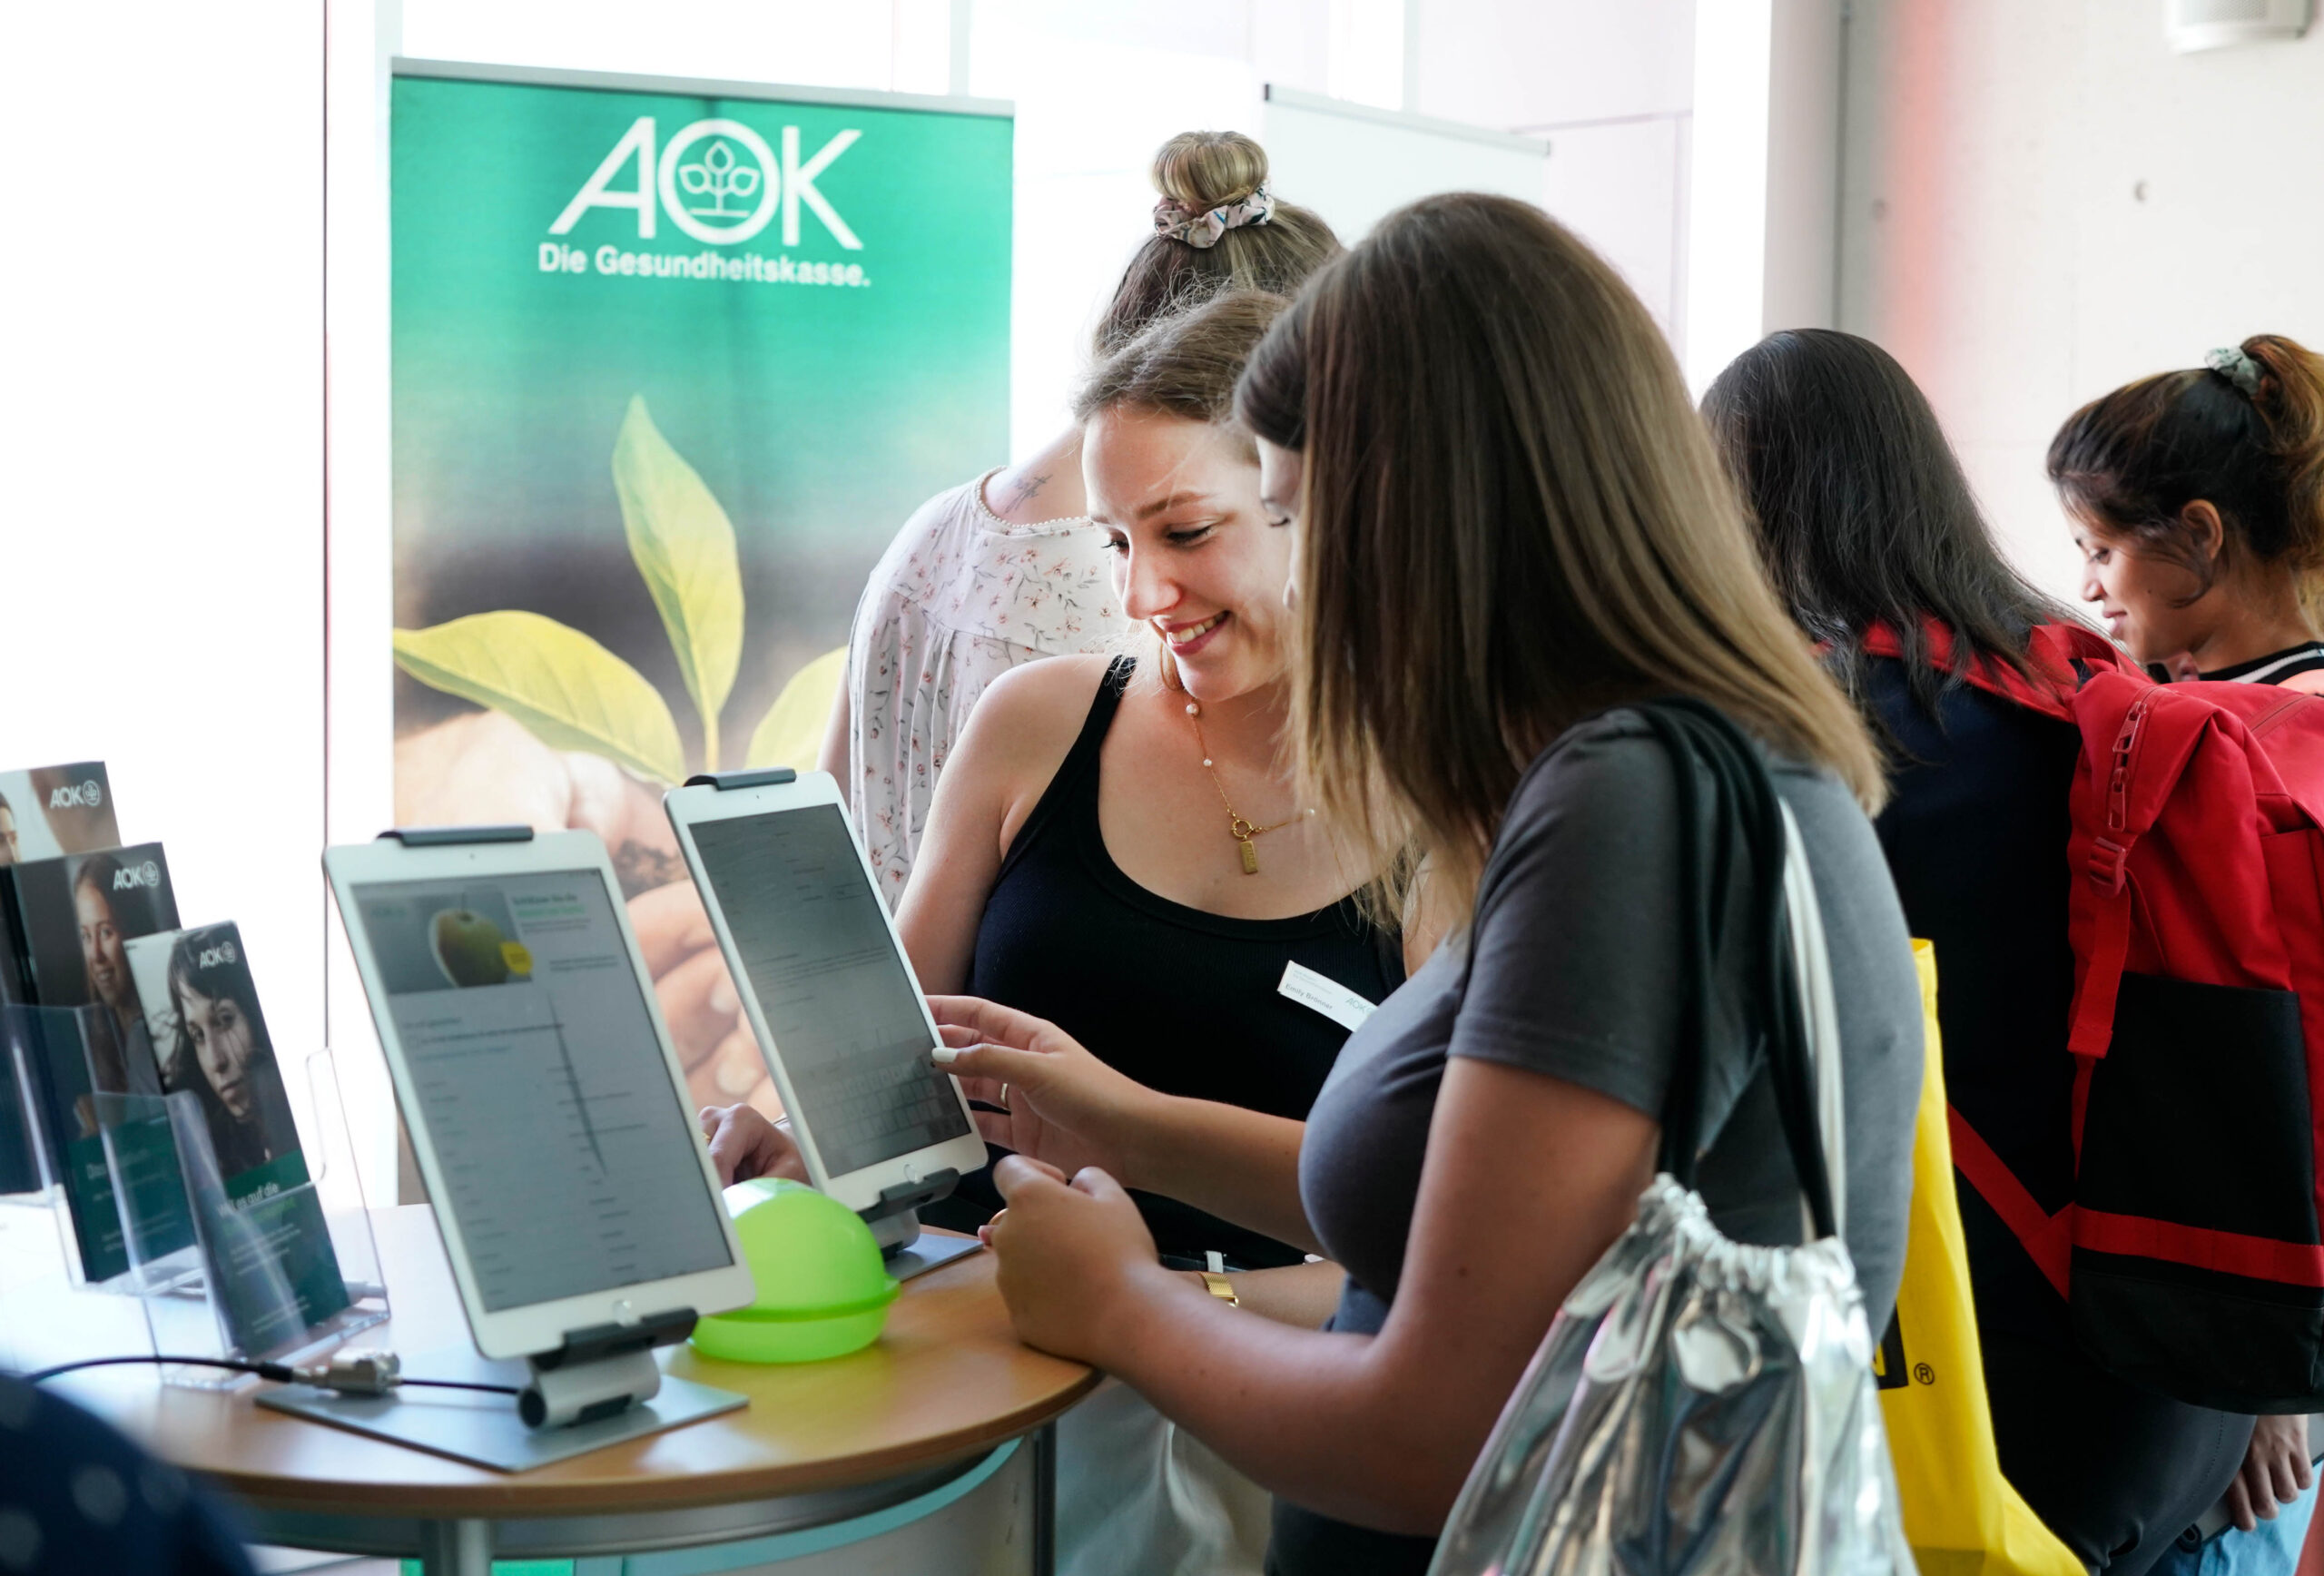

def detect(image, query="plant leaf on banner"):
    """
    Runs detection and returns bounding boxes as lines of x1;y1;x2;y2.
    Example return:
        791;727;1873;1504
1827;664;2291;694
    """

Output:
746;646;850;771
613;395;744;768
394;613;687;784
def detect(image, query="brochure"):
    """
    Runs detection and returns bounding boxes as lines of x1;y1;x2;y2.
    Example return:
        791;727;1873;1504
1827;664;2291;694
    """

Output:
0;1023;38;1194
5;1002;198;1284
0;843;181;1066
0;763;121;868
127;923;350;1355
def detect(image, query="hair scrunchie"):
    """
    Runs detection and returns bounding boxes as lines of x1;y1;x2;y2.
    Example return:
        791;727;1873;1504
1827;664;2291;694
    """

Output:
2205;345;2263;398
1153;185;1275;250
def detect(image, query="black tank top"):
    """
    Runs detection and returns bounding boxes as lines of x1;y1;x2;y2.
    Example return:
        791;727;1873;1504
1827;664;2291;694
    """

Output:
937;656;1401;1268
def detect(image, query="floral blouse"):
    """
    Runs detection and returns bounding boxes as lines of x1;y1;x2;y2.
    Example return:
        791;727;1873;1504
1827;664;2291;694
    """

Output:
846;471;1124;903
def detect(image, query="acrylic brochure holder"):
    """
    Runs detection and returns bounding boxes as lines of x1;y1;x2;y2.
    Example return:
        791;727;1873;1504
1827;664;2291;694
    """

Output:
683;770;980;1283
133;1047;388;1390
0;1007;164;1377
0;1000;389;1388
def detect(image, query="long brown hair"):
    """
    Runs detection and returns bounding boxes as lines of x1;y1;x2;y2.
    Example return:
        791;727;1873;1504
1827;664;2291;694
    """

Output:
1237;194;1884;912
2047;334;2324;601
1094;133;1339;355
1704;329;2068;716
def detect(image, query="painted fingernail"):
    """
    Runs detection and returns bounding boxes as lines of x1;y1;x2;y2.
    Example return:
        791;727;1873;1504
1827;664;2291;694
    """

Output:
931;1047;960;1065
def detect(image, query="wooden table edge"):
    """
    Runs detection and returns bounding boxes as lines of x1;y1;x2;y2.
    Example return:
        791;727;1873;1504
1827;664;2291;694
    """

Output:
192;1365;1104;1519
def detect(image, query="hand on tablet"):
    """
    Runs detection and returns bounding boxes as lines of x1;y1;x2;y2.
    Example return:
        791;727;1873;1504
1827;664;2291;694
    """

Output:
927;996;1150;1182
699;1103;808;1187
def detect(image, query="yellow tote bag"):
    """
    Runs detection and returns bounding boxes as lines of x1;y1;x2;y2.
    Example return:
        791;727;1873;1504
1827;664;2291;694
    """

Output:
1878;941;2083;1576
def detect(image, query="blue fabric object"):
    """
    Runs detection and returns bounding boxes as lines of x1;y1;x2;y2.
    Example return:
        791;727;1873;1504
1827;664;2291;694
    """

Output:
2151;1485;2319;1576
0;1373;254;1575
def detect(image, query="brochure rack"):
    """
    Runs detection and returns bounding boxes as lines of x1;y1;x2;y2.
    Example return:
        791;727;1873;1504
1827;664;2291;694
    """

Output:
135;1049;388;1389
0;1005;388;1388
0;1005;165;1376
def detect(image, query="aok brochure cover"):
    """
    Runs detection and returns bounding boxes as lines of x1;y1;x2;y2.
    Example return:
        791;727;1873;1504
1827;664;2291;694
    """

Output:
126;923;351;1356
0;762;120;869
0;842;181;1042
7;1002;199;1285
0;844;196;1280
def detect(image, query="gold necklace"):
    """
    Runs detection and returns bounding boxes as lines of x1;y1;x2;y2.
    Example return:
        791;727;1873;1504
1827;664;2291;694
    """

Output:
1184;700;1309;874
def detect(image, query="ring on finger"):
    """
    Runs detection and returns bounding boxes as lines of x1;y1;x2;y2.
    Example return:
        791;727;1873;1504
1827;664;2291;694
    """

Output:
999;1082;1010;1110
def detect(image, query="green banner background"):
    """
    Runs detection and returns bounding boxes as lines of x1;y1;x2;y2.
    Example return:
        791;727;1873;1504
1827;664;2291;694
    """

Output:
391;72;1013;773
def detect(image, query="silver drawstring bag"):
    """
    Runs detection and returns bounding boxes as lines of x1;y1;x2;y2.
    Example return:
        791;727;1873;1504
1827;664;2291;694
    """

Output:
1430;701;1915;1576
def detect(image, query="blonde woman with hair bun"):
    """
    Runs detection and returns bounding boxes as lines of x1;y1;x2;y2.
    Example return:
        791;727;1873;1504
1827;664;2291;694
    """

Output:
817;129;1339;904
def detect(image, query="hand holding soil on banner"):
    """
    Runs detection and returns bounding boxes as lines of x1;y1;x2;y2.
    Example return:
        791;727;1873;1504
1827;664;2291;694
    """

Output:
393;399;845;1118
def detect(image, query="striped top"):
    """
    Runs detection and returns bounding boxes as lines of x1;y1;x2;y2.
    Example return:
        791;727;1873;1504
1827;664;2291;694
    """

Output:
2200;642;2324;689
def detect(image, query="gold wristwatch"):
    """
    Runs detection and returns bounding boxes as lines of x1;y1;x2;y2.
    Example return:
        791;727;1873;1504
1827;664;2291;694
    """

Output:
1199;1270;1239;1307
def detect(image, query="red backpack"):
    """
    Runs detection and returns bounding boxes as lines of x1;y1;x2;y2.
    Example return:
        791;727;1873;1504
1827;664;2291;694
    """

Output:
1865;618;2324;1413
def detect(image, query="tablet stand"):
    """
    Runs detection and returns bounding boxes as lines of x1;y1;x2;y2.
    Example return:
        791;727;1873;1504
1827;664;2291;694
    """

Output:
864;1167;981;1280
520;1307;694;1426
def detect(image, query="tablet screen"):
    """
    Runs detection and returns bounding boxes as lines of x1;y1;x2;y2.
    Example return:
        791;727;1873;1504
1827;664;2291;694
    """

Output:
686;805;971;1177
350;870;733;1314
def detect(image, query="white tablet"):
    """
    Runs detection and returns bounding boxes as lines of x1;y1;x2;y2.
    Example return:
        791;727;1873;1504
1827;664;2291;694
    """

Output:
661;773;986;1215
322;829;753;1360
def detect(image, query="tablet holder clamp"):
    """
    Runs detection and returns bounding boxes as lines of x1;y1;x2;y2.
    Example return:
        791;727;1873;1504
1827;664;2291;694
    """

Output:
684;767;800;790
378;823;539;845
522;1308;696;1429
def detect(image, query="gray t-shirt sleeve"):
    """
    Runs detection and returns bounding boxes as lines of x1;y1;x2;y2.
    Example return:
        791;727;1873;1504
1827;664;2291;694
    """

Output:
1443;711;1921;1324
1446;717;1695;1118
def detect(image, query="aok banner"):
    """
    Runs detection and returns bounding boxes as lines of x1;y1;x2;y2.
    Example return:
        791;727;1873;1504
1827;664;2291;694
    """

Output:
389;65;1011;1115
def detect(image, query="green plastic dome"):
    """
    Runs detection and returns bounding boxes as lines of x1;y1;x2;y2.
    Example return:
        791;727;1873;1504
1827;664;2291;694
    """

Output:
691;1177;901;1364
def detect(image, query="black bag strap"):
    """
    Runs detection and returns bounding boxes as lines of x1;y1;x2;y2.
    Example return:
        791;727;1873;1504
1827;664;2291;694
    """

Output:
1632;697;1840;1243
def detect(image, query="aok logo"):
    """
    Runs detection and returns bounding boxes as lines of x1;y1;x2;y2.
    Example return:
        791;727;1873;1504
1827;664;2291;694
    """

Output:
549;116;863;249
197;941;238;969
113;861;161;892
49;780;103;811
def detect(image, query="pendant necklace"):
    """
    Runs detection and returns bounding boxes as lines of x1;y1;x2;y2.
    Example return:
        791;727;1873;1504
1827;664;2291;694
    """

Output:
1185;700;1310;874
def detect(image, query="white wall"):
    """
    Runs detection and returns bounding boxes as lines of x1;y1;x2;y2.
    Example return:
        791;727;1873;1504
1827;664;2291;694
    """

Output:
0;5;330;1166
1837;0;2324;602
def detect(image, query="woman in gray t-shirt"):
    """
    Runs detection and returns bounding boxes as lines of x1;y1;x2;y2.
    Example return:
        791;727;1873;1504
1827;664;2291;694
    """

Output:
930;194;1922;1576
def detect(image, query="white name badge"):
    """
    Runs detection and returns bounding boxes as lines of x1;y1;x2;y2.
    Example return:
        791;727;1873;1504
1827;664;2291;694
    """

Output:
1278;961;1378;1033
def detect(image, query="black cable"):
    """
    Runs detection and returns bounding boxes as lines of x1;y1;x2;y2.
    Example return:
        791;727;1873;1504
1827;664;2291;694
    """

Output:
21;1354;518;1395
25;1355;279;1384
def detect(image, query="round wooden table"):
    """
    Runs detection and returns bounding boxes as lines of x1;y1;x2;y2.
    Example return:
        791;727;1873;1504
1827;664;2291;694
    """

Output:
47;1207;1099;1575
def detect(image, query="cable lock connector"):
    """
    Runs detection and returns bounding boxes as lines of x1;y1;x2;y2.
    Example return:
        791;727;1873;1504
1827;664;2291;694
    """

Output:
289;1350;403;1395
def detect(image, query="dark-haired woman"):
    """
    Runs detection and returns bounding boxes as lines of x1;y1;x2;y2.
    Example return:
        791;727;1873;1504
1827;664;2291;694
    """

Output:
915;198;1922;1574
1705;328;2250;1575
2053;337;2324;692
2048;337;2324;1576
